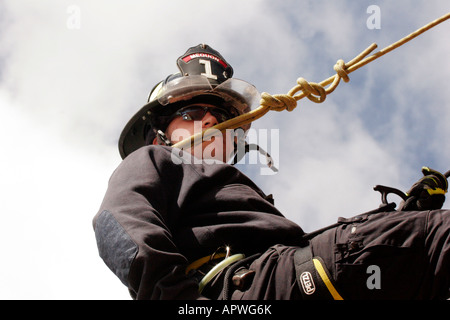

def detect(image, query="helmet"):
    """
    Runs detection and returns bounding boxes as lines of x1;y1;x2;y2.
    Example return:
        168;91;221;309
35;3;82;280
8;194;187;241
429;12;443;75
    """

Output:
118;44;261;159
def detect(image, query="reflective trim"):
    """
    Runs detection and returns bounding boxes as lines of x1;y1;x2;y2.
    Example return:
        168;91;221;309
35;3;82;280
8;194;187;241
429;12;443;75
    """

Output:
312;258;343;300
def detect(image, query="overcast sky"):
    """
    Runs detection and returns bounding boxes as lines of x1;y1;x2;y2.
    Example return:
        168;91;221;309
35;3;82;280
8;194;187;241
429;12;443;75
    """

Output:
0;0;449;299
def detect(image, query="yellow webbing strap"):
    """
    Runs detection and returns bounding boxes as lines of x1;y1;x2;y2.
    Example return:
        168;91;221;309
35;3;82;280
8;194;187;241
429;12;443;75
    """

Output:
173;13;450;151
313;258;343;300
185;253;226;275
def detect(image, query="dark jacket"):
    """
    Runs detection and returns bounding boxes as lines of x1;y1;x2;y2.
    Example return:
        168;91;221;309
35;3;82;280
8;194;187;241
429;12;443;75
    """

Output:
93;145;305;299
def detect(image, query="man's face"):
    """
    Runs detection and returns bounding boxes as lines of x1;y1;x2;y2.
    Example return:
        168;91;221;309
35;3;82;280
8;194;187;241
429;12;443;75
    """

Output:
155;103;235;163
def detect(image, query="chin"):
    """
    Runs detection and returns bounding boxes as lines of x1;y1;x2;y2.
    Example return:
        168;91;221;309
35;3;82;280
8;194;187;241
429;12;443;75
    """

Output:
193;140;231;163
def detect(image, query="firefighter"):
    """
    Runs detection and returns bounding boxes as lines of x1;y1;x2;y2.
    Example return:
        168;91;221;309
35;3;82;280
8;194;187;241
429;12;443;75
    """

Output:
93;44;449;300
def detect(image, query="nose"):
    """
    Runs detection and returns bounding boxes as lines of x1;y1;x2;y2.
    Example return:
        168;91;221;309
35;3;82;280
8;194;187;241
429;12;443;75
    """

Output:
202;111;219;128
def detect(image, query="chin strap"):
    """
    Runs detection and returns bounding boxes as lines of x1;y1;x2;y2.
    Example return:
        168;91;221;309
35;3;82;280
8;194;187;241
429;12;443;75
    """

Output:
231;142;278;173
157;130;173;146
159;127;278;172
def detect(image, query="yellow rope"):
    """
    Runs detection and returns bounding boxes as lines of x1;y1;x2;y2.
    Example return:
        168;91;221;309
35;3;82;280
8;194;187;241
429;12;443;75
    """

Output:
173;12;450;150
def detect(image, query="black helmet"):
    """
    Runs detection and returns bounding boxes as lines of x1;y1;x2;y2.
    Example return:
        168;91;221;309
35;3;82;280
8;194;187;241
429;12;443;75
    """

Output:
118;44;260;159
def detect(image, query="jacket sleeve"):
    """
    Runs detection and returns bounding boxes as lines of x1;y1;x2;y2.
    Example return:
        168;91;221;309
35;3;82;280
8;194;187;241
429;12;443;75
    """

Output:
93;146;205;300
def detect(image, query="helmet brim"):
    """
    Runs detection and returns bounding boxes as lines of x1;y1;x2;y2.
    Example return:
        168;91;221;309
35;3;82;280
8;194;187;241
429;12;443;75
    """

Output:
118;99;160;159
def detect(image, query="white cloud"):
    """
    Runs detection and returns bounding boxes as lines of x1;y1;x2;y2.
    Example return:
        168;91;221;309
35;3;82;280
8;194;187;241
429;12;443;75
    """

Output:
0;90;128;299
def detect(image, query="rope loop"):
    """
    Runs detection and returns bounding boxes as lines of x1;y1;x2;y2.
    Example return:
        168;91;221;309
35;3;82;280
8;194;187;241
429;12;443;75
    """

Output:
260;92;297;112
293;78;327;104
333;59;350;83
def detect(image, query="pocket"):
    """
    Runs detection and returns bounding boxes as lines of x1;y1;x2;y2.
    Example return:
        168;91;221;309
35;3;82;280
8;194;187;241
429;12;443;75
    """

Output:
332;210;429;299
334;240;424;299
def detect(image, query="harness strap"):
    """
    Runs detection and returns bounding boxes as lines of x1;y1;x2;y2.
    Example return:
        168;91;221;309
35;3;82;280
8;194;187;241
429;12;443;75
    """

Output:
312;258;343;300
185;253;226;275
294;243;343;300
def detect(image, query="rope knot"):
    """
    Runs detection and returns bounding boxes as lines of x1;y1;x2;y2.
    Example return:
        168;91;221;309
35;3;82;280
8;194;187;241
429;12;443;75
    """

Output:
333;59;350;83
260;92;297;112
295;78;327;103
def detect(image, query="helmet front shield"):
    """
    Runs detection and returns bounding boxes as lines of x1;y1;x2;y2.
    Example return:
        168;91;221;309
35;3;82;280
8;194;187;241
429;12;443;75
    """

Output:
156;75;260;111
